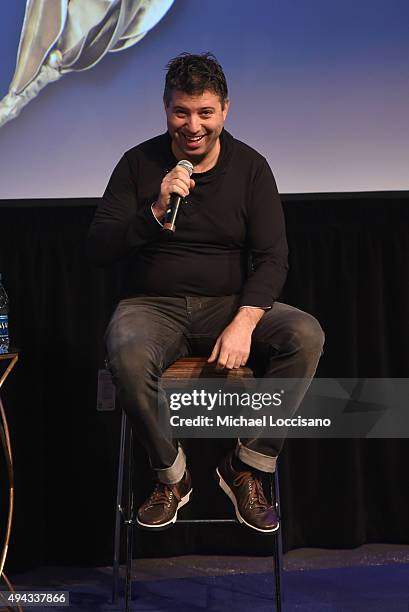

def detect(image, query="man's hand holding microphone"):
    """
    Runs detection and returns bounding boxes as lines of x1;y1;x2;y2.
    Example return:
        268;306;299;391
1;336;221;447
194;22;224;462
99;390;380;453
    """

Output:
152;160;194;232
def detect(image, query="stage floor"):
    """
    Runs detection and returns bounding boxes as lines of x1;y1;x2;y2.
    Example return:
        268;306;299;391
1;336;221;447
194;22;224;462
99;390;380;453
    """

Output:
10;543;409;582
7;544;409;611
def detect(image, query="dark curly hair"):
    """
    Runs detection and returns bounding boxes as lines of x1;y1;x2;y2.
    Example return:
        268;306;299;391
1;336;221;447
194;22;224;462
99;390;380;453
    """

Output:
164;52;228;108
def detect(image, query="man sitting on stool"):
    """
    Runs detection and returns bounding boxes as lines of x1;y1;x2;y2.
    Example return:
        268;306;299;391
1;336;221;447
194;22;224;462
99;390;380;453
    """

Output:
88;52;324;534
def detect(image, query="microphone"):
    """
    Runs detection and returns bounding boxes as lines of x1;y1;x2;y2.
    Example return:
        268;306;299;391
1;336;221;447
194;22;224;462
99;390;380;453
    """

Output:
163;159;194;233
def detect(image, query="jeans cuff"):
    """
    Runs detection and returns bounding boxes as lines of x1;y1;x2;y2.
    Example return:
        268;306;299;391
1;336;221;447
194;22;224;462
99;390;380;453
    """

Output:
155;444;186;484
236;439;277;473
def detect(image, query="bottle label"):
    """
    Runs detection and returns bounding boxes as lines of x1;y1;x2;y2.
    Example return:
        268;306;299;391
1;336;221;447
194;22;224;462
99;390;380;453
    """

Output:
0;314;8;339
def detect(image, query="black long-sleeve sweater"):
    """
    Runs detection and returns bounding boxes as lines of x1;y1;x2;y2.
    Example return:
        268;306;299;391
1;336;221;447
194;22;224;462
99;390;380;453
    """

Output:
87;129;288;307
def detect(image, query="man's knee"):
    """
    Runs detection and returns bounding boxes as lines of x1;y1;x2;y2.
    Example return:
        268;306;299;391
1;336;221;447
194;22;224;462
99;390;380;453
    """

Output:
108;339;162;381
260;309;324;355
287;313;325;354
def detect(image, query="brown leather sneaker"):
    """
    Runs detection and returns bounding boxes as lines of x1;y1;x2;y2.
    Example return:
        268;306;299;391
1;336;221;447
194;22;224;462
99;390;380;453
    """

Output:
136;470;192;530
216;453;279;534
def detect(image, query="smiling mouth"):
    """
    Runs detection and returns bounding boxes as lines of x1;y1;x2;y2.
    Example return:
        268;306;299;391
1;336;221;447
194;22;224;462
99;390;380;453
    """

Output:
182;133;205;143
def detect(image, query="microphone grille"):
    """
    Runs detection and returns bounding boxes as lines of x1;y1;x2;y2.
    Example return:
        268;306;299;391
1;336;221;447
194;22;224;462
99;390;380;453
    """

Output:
177;159;194;176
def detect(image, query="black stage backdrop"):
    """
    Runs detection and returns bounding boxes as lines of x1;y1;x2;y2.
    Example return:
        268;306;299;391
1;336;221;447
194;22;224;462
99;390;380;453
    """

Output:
0;192;408;571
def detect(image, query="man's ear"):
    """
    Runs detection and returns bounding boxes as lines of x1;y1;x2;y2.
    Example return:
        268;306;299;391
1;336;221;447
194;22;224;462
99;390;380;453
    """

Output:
222;98;230;119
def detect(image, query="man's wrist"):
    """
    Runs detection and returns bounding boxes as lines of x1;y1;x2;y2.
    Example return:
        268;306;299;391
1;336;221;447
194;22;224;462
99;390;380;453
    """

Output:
151;201;166;223
234;306;265;330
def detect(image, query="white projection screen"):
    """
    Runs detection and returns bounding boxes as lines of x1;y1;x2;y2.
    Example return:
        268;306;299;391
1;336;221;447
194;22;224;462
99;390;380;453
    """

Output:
0;0;408;199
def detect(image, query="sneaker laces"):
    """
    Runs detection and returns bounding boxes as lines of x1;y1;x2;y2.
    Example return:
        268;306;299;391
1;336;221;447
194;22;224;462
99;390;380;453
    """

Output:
147;482;180;508
233;471;269;510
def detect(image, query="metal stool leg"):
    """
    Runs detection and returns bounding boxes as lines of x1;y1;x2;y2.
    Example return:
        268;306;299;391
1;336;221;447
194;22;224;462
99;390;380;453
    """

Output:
124;425;134;612
271;466;284;611
112;411;128;604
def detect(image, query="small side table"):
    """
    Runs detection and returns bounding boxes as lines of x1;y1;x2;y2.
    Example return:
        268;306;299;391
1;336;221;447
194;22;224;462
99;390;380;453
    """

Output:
0;349;22;612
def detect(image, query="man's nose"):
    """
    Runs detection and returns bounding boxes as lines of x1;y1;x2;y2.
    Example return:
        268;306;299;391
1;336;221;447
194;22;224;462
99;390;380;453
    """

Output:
186;114;201;133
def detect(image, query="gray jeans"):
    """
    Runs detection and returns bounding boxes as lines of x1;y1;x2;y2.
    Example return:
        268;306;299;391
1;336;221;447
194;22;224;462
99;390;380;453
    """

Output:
105;296;324;483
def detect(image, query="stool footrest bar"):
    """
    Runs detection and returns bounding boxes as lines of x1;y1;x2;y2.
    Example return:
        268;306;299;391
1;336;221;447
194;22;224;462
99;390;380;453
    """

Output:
176;519;238;524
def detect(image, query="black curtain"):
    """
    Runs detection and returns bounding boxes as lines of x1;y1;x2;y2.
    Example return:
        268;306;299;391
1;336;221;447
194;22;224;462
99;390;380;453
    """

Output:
0;192;408;571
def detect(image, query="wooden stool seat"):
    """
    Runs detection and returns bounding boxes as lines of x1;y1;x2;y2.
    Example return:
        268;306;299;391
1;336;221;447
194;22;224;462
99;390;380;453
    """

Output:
162;357;254;380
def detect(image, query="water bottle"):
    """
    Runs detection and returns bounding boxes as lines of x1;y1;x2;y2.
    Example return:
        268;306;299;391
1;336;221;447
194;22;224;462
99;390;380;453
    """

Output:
0;273;10;354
